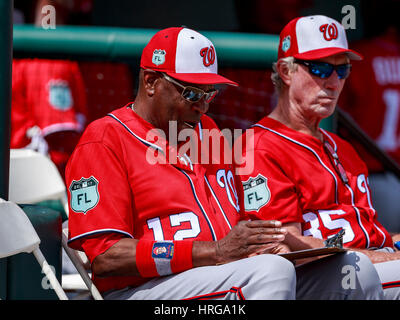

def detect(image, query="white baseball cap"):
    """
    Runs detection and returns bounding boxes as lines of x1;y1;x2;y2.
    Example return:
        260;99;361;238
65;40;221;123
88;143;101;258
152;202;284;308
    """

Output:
140;27;238;86
278;15;363;61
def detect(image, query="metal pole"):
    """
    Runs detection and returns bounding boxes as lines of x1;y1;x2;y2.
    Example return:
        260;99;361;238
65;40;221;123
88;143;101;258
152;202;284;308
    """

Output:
0;0;13;200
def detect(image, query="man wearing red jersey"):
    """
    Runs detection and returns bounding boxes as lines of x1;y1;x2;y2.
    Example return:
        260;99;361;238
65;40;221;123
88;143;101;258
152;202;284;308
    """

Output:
66;27;297;300
11;58;88;178
239;15;400;299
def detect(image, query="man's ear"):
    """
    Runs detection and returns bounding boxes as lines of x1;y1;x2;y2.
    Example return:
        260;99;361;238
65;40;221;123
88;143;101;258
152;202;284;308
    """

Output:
276;60;293;86
142;70;161;97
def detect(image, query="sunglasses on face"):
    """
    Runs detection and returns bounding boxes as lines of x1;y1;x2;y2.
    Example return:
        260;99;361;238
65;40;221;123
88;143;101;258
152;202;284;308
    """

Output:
294;59;352;80
162;73;219;103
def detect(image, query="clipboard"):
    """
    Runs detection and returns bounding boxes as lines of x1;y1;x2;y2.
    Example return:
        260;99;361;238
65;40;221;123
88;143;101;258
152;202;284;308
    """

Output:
278;229;347;261
279;246;347;260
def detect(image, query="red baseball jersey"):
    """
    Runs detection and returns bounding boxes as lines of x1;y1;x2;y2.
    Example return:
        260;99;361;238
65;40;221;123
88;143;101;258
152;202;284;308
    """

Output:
339;37;400;172
11;59;35;148
11;58;87;148
66;105;243;292
239;116;393;249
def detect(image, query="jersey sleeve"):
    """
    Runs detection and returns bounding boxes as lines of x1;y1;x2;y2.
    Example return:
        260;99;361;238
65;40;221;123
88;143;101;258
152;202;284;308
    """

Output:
80;233;124;263
239;145;303;224
66;135;134;251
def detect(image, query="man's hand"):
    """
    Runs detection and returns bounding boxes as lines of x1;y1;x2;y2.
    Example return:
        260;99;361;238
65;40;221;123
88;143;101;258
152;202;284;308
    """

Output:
266;243;291;255
214;220;288;265
392;233;400;244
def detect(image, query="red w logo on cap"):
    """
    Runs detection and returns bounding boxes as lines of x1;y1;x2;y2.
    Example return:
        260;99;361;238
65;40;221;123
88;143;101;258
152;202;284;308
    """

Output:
319;23;338;41
200;46;215;67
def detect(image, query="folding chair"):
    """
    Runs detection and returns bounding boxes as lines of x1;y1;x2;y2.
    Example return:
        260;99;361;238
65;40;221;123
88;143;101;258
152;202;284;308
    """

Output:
0;199;68;300
9;148;69;217
8;148;103;299
61;226;103;300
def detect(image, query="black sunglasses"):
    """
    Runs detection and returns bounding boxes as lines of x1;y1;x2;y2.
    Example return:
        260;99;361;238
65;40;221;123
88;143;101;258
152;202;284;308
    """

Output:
162;73;219;103
295;59;352;80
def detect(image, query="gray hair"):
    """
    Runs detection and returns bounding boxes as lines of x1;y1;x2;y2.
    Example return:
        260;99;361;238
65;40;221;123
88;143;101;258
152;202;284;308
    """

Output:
271;57;298;94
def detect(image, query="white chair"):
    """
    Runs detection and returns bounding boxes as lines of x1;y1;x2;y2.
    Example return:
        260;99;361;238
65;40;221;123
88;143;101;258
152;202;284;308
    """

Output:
8;148;69;216
8;148;103;299
0;199;68;300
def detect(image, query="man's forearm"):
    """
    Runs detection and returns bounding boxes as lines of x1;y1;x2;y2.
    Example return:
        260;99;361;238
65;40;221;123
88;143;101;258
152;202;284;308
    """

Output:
192;241;218;267
349;247;400;264
283;227;400;264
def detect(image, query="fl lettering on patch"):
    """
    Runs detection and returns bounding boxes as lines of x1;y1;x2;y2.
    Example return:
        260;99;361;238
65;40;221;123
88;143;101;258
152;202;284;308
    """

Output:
242;174;271;212
69;176;100;214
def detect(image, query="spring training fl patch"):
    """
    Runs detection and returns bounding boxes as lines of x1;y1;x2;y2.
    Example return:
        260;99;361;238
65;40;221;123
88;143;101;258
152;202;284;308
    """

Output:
69;176;99;214
152;49;166;66
48;80;73;111
242;174;271;212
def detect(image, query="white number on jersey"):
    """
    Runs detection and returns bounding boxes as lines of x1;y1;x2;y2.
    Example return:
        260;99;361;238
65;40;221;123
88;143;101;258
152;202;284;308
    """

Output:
376;89;400;151
216;169;240;212
302;209;355;243
147;212;201;241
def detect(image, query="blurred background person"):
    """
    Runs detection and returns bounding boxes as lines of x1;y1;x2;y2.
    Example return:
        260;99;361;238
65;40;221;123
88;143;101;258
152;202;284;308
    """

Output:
339;0;400;232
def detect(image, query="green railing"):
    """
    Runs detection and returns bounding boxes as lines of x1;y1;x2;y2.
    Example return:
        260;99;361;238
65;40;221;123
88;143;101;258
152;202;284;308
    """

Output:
13;25;280;68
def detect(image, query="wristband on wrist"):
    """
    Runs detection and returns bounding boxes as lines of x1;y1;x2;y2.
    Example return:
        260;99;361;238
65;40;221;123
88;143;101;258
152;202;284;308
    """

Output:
136;239;193;278
394;241;400;251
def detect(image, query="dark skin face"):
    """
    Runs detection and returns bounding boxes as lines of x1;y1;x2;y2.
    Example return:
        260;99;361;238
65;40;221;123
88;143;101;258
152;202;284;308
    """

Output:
134;69;214;142
91;71;289;279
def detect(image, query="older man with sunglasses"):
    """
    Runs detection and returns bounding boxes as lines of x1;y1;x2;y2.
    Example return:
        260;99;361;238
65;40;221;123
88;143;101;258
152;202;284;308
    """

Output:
239;15;400;299
64;26;301;300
